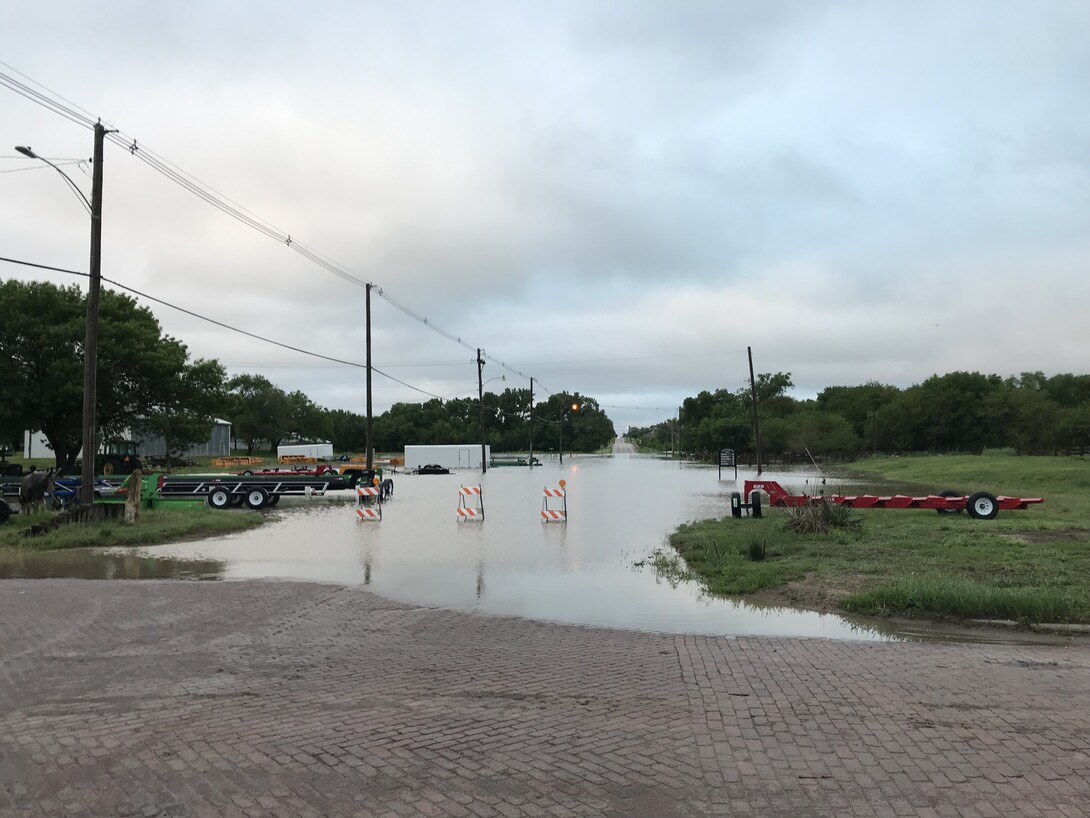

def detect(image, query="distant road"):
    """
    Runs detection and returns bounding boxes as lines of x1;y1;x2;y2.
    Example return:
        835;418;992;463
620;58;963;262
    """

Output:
612;436;636;455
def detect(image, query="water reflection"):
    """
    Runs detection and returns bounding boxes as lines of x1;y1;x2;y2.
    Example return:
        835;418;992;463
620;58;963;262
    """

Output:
0;549;224;580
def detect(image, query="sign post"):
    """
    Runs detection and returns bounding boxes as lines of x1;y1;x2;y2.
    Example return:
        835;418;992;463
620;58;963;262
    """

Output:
719;448;737;480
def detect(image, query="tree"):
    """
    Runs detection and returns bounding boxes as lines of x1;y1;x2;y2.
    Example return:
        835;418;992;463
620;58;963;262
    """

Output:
227;374;293;454
136;357;229;463
0;280;214;472
327;408;368;453
286;391;330;442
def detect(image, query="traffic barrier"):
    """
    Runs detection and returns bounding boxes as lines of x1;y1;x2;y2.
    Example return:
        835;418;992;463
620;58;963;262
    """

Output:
541;480;567;523
355;483;382;521
458;485;484;521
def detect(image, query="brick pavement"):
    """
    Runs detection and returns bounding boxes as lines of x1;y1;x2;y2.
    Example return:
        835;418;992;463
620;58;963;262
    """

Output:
1;579;1087;817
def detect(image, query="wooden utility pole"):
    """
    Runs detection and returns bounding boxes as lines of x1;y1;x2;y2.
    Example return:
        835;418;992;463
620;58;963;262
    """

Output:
478;348;487;474
80;122;106;508
528;377;534;468
748;346;762;476
365;283;373;470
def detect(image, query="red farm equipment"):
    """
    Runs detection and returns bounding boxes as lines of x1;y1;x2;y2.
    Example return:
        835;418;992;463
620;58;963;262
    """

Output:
732;480;1043;521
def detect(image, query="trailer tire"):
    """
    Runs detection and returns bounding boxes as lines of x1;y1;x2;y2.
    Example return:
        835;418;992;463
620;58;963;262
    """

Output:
242;470;254;476
229;493;245;507
266;494;281;506
730;492;742;518
0;499;10;524
967;491;999;520
749;490;763;519
244;488;269;510
936;489;965;515
208;487;232;510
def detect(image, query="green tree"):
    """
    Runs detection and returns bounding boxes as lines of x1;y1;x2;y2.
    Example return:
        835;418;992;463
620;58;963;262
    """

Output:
136;357;229;463
0;280;214;472
327;408;368;453
227;374;293;454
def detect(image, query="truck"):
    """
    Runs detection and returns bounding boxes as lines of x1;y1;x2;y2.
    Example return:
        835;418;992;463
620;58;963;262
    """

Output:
404;445;490;471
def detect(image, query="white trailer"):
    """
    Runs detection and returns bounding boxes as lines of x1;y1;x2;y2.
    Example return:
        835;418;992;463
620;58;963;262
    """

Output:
404;444;490;470
277;442;334;460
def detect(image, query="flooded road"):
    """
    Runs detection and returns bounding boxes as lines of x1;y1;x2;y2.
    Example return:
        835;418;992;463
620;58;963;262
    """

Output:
4;452;929;641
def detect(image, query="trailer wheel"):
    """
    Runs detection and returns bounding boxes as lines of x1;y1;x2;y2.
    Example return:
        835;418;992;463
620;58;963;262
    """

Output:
244;488;269;510
266;494;281;506
229;493;245;507
967;491;999;520
730;492;742;518
0;499;10;525
936;489;965;515
749;490;763;519
242;470;254;476
208;487;232;510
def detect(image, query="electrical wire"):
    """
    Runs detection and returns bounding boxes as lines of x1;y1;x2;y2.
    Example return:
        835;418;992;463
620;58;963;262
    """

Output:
0;63;555;391
0;255;444;399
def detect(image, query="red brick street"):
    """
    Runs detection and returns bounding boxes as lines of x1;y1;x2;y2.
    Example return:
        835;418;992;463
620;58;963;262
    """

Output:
2;579;1087;817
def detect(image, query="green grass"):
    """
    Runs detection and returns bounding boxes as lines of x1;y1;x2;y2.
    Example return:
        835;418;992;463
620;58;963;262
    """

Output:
667;454;1090;624
1;505;266;552
841;575;1074;622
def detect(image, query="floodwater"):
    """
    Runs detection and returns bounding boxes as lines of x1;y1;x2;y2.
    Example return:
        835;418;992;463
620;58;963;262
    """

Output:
4;454;1059;643
3;452;914;641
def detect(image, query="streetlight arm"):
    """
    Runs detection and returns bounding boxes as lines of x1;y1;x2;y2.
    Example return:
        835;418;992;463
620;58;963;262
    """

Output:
15;145;92;213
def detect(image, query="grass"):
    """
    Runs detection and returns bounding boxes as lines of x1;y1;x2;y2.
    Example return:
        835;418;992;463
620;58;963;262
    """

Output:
0;505;266;552
666;453;1090;625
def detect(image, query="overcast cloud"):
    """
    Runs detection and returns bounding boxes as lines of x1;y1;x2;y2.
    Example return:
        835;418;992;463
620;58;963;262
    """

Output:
3;1;1089;432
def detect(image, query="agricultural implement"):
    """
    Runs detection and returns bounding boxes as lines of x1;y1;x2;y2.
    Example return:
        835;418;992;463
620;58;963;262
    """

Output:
732;480;1043;521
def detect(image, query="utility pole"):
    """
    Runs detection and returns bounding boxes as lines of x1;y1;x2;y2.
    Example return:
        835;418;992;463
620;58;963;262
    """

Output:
528;377;534;468
365;283;373;471
80;122;106;508
477;348;487;474
747;346;762;476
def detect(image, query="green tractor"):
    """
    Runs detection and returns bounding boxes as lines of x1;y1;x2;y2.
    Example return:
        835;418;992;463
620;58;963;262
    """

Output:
95;440;143;476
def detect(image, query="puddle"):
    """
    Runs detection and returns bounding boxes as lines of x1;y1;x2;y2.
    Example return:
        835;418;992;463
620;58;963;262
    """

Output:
0;549;224;580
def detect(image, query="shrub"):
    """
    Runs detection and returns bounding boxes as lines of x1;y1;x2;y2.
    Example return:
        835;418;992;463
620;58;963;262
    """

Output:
782;500;861;534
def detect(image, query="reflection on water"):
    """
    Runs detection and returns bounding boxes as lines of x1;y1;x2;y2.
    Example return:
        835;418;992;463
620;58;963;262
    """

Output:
0;548;224;580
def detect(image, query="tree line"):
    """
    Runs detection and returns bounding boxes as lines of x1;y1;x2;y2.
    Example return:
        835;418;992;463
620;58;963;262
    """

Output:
0;280;615;470
627;371;1090;460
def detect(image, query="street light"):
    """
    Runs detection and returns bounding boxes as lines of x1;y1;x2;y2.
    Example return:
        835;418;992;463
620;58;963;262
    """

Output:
15;147;92;213
559;402;579;464
16;121;107;507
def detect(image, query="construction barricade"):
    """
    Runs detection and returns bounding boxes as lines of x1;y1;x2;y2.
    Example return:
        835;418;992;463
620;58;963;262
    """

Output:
541;480;567;523
457;485;484;521
355;483;382;521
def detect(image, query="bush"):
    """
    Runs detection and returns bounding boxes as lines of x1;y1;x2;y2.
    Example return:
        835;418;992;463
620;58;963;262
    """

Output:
782;500;862;534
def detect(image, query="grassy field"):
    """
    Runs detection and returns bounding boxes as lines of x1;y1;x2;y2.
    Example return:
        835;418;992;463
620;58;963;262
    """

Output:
0;505;266;552
664;453;1090;625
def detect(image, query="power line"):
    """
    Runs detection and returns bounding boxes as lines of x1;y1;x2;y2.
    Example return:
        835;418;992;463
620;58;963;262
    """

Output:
1;62;555;391
0;254;444;400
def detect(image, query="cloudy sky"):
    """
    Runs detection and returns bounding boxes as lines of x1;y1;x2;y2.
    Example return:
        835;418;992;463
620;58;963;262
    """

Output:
3;2;1089;433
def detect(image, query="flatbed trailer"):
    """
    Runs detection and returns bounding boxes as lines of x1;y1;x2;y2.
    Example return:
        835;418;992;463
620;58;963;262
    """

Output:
154;472;377;509
735;480;1043;521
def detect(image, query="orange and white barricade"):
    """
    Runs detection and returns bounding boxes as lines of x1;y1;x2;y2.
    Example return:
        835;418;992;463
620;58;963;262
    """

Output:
541;480;567;523
355;483;382;521
457;485;484;521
